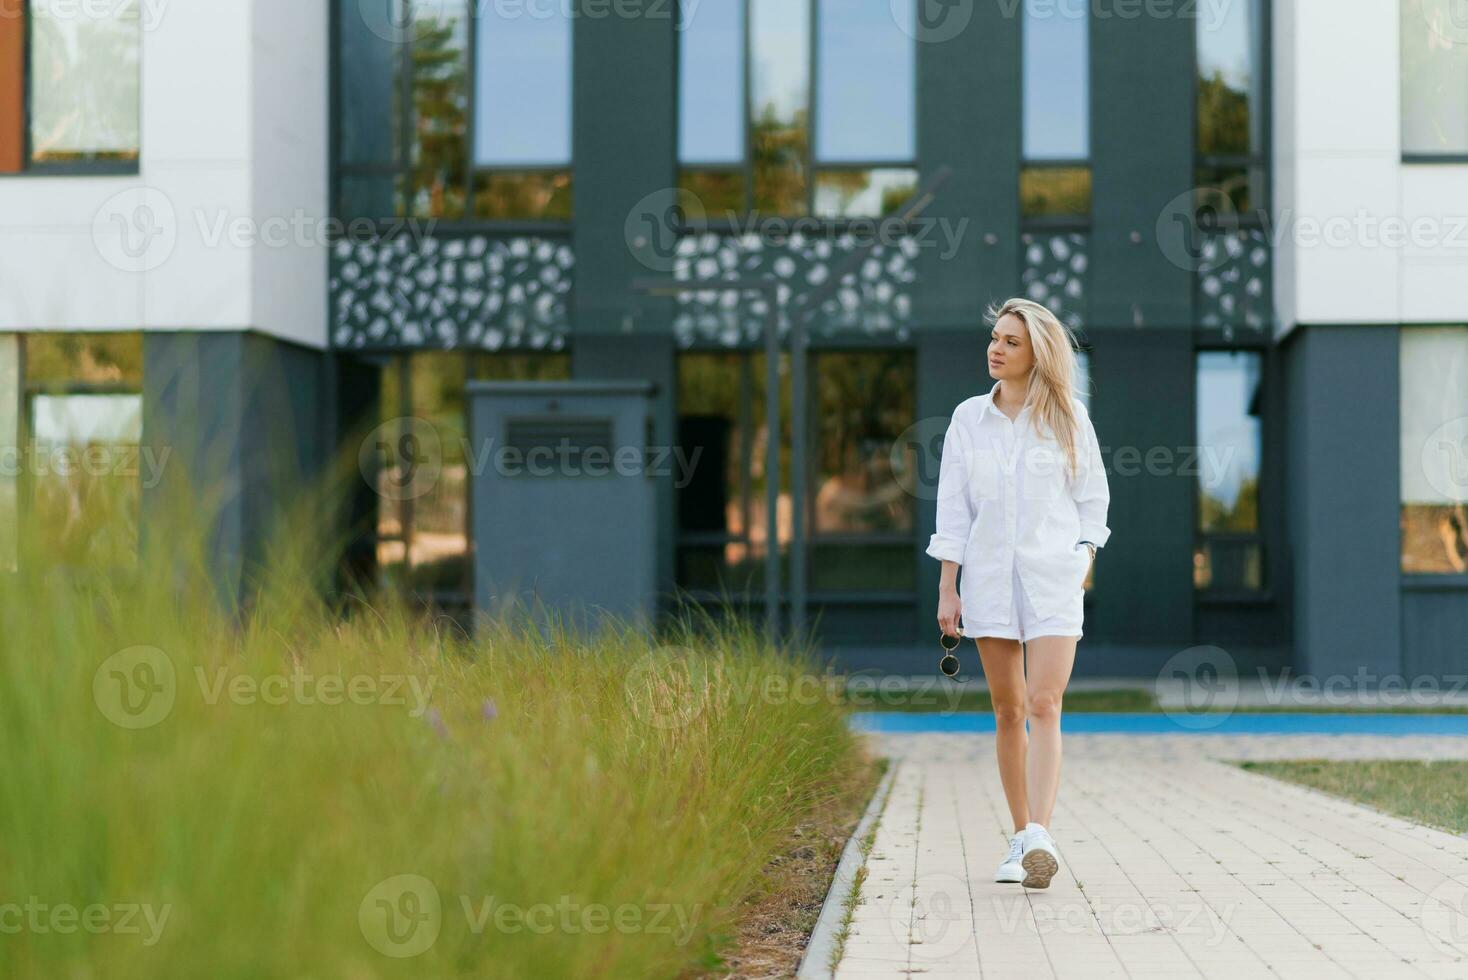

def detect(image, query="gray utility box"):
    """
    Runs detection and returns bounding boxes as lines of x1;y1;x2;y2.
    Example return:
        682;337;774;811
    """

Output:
467;380;658;633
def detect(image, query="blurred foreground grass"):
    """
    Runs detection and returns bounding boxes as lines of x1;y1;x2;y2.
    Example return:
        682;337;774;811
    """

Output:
0;478;867;978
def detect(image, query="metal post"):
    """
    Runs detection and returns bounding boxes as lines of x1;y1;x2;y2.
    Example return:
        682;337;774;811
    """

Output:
789;296;807;647
763;288;781;646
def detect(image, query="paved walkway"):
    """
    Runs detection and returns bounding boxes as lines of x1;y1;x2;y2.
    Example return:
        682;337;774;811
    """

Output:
836;734;1468;979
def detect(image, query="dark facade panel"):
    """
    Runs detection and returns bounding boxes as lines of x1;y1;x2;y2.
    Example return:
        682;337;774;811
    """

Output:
1089;9;1195;327
1402;588;1468;681
1085;329;1195;645
142;332;325;606
571;0;678;335
914;2;1021;328
1282;325;1402;678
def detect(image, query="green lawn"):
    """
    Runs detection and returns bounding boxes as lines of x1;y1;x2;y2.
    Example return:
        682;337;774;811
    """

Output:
1239;760;1468;834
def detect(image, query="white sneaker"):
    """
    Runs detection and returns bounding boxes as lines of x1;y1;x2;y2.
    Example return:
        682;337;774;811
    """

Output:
995;832;1026;883
1020;822;1059;889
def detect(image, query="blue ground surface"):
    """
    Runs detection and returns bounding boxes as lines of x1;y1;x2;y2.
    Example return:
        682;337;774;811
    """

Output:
851;712;1468;735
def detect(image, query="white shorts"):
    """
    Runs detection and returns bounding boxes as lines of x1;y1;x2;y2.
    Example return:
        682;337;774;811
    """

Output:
965;560;1083;643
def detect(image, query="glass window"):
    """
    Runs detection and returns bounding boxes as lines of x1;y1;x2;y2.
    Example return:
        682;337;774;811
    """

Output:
335;0;572;221
338;0;404;167
813;168;917;218
679;0;918;219
1023;0;1088;160
375;351;571;606
750;0;810;216
1401;328;1468;574
408;0;469;218
24;332;143;387
676;352;791;594
19;333;145;569
1020;167;1092;219
474;1;572;167
1402;0;1468;156
809;351;915;592
27;0;141;164
1021;0;1089;220
815;0;914;163
1195;351;1264;591
679;0;744;165
1196;0;1264;157
1196;0;1266;222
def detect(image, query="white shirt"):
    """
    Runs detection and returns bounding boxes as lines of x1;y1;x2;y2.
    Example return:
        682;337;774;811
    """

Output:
926;380;1112;629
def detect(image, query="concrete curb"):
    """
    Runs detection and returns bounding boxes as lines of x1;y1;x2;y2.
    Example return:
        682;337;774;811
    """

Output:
795;763;897;980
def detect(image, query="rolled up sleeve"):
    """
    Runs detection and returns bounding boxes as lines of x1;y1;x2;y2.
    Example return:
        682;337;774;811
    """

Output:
1070;406;1111;549
926;417;974;564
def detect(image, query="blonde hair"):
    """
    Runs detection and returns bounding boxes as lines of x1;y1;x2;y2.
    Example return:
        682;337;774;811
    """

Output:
984;297;1084;478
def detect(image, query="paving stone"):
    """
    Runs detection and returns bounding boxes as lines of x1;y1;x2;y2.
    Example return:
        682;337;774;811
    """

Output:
828;732;1468;979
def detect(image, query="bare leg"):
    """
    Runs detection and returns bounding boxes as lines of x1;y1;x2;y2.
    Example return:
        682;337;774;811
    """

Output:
1022;634;1078;828
976;636;1028;833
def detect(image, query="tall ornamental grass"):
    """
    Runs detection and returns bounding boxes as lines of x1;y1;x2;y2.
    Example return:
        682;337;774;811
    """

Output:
0;476;864;978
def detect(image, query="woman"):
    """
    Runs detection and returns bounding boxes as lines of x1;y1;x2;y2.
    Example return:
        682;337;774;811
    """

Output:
927;297;1111;890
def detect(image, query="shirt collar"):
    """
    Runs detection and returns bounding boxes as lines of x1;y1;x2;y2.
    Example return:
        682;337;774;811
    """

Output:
985;379;1030;421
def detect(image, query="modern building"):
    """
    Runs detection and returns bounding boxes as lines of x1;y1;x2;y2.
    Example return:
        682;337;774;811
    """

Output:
0;0;1464;681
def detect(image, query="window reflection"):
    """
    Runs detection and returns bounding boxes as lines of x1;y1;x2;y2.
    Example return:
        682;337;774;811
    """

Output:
472;171;573;221
375;350;571;603
1196;0;1263;157
1022;0;1088;161
29;394;143;568
17;333;145;569
474;1;572;166
336;0;572;220
1020;166;1092;219
28;0;140;163
750;0;810;215
679;0;744;165
409;0;468;219
1401;328;1468;574
1401;0;1468;156
815;0;915;163
814;168;917;218
676;352;791;593
678;0;917;219
1195;350;1264;591
810;351;915;592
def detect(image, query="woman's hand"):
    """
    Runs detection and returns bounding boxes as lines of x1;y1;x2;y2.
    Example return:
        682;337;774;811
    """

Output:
937;588;962;638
